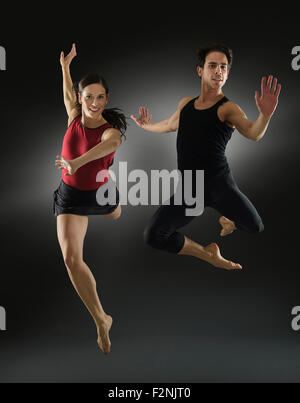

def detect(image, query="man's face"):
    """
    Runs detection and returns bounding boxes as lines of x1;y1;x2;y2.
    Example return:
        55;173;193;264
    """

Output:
197;51;229;90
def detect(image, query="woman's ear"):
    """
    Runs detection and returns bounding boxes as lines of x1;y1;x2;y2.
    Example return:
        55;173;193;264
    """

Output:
78;92;82;104
105;93;109;105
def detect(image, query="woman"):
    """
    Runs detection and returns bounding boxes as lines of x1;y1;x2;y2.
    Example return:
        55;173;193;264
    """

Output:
53;43;126;354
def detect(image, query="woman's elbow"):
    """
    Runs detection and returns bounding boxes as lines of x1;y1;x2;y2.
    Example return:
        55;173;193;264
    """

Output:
112;138;122;150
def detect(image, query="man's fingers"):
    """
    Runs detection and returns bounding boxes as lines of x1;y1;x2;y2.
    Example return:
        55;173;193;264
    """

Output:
133;107;151;125
261;76;266;96
271;77;277;94
130;114;138;123
275;83;281;98
139;106;144;119
142;106;147;120
266;75;273;93
130;114;141;126
141;106;150;121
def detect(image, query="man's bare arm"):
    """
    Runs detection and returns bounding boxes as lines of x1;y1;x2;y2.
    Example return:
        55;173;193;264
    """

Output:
131;97;193;134
225;75;281;142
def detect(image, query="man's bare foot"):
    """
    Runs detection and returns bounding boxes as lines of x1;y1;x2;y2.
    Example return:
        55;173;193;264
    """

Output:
219;216;236;237
97;315;113;354
204;243;242;270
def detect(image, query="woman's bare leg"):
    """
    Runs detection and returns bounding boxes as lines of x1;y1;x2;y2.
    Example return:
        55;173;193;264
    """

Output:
103;205;121;220
178;236;242;270
56;213;112;354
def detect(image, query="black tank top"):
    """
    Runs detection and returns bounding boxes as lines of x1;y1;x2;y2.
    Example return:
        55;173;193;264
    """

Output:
177;96;235;178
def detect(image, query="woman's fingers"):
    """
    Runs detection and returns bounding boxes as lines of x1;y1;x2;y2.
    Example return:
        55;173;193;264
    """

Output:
55;155;65;169
60;43;77;66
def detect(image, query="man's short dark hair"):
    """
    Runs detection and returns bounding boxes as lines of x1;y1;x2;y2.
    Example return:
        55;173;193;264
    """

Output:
197;44;233;70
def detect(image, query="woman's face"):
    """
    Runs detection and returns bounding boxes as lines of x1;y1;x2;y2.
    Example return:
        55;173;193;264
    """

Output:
78;83;108;119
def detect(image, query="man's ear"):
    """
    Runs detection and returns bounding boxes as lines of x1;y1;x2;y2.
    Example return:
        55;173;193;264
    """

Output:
197;65;202;78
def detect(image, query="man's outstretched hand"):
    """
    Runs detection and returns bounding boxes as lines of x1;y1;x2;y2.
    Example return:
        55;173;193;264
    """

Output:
255;75;281;118
131;107;152;128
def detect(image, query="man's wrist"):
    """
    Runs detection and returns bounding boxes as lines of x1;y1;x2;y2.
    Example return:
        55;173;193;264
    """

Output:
259;111;271;122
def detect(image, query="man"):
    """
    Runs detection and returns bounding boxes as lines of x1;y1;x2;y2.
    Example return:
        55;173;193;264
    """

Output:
131;44;281;270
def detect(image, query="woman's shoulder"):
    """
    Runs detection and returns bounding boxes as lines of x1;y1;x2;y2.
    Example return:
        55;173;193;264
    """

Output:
67;113;82;129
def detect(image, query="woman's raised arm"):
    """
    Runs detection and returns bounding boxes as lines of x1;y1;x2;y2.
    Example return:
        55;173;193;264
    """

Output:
60;43;79;124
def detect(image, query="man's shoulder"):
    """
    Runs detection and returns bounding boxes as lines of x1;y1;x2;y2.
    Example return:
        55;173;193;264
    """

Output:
178;96;195;110
221;99;242;114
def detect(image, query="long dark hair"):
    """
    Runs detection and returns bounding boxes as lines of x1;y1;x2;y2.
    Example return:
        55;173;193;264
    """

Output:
73;73;127;139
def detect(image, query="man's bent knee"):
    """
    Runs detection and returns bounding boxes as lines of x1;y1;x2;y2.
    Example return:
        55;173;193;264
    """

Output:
143;225;169;250
248;218;264;233
256;221;264;233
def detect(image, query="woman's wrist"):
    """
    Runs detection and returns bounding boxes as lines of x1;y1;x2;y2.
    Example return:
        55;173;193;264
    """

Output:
72;157;82;173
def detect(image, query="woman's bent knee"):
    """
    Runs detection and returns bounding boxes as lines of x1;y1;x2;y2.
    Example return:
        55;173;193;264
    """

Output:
105;205;121;220
64;254;83;273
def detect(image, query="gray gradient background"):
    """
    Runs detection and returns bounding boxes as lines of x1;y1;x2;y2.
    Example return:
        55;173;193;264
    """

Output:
1;6;300;383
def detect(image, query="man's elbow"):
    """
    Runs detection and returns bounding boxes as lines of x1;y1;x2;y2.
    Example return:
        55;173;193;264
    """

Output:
167;122;178;133
241;130;261;142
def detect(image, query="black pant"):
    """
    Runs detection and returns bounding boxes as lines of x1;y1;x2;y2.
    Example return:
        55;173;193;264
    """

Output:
144;171;264;254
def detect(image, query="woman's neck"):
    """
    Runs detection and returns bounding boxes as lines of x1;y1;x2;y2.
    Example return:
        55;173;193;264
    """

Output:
81;112;107;128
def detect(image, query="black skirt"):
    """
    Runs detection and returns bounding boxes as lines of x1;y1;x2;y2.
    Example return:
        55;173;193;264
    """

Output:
53;179;120;217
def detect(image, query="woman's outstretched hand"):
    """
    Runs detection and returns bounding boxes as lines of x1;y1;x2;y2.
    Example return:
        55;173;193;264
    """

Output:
60;43;77;68
131;107;152;128
55;155;78;176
